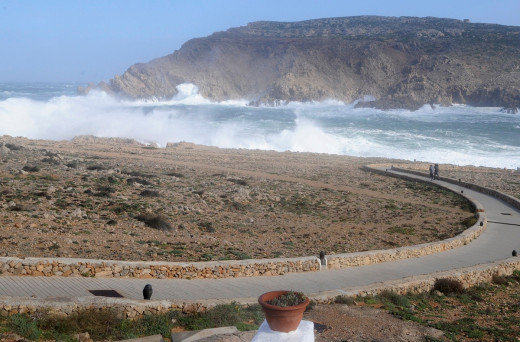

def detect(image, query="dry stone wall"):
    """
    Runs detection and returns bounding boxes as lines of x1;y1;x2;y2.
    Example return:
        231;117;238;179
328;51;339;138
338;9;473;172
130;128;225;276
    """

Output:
0;257;320;279
390;165;520;211
0;164;494;279
313;257;520;302
1;258;519;320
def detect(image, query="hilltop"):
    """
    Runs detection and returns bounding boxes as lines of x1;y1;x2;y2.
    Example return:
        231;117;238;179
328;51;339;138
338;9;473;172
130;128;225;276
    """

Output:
81;16;520;111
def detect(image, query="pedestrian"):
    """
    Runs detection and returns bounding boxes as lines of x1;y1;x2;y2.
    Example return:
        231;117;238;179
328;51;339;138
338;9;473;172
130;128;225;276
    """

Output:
429;165;434;180
434;163;439;180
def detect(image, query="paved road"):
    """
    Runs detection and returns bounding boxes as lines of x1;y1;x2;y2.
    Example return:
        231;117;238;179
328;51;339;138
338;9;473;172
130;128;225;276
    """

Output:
1;169;519;302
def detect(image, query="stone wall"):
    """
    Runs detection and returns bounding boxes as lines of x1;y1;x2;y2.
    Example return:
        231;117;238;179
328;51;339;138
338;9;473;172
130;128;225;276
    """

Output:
390;165;520;211
1;258;519;320
0;257;320;279
312;257;520;302
325;165;487;269
0;164;493;279
0;296;205;320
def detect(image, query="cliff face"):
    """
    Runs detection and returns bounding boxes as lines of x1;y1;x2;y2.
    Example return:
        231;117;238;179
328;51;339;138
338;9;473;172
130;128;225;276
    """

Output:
81;16;520;110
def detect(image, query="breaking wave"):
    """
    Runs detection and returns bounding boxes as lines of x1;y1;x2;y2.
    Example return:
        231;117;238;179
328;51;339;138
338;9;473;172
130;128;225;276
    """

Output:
0;83;519;169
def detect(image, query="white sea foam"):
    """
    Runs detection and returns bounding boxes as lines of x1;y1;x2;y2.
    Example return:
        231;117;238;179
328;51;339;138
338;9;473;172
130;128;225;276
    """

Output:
0;83;519;169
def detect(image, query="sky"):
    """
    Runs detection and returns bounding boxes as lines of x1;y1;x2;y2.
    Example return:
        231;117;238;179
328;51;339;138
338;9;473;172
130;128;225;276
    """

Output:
1;0;520;83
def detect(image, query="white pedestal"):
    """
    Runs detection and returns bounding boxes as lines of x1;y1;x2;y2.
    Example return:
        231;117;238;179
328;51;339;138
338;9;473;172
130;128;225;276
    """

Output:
251;319;315;342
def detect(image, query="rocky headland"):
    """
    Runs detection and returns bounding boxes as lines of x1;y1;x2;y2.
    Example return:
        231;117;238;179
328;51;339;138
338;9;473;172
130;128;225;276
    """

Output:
80;16;520;111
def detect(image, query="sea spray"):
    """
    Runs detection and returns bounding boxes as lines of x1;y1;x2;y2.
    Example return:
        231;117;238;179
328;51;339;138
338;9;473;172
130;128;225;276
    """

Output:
0;82;519;169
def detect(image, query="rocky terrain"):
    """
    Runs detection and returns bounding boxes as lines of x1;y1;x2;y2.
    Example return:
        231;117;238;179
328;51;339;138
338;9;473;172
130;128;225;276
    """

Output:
80;16;520;111
0;135;489;262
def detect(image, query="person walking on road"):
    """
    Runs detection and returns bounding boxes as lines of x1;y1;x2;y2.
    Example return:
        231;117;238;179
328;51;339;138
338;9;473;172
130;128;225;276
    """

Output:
429;165;434;180
434;163;440;180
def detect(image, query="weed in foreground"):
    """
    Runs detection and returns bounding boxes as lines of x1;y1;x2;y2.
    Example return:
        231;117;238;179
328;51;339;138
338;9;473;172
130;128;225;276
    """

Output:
7;314;42;341
334;295;356;305
175;302;263;331
376;290;411;309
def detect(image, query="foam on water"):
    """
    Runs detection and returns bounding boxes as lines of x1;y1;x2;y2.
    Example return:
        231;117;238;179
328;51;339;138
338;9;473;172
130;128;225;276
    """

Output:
0;83;519;169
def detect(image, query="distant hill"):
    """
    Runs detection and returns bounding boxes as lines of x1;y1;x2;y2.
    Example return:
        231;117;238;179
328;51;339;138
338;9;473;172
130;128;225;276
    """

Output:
80;16;520;111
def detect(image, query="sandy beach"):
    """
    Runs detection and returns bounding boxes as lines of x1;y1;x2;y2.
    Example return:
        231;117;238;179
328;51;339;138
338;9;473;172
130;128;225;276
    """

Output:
0;135;518;262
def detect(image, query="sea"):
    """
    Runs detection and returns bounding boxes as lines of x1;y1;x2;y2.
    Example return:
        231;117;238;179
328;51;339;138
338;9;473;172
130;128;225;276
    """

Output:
1;82;519;169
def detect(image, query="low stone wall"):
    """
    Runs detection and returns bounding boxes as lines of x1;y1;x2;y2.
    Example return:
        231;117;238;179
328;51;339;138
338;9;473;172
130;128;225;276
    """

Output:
1;258;519;320
0;296;204;320
390;165;520;211
0;256;320;279
0;164;495;279
324;164;486;269
312;257;520;303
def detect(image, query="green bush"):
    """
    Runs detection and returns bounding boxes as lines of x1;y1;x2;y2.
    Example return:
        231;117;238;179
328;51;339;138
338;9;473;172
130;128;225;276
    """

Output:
133;313;174;337
8;314;42;341
376;290;411;308
175;302;263;331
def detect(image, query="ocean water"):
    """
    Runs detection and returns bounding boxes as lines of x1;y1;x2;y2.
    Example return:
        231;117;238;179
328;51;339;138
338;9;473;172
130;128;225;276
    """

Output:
1;82;519;169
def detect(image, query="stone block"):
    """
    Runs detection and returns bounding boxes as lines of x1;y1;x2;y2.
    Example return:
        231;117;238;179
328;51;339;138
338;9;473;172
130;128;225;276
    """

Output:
172;326;239;342
95;270;113;277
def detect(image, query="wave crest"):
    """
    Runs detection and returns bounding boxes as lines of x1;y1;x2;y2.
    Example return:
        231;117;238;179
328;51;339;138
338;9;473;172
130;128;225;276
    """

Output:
0;83;519;168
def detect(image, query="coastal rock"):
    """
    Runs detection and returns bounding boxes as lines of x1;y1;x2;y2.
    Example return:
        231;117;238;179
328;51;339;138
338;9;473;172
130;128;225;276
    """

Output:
84;16;520;110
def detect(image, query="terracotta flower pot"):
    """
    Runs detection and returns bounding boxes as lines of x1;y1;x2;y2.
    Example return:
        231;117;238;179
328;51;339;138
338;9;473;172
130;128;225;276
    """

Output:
258;290;310;333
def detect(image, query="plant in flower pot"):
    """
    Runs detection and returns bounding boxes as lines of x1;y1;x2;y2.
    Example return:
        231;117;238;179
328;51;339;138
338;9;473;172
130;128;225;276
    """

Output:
258;290;310;333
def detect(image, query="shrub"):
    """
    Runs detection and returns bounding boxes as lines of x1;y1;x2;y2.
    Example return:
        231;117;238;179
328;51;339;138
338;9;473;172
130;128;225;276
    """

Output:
461;216;478;228
198;221;215;233
139;190;160;197
377;290;411;308
175;302;263;331
492;274;509;285
86;164;106;171
166;172;184;178
95;186;115;197
136;214;174;231
334;295;356;305
8;314;42;340
132;313;173;337
125;171;155;178
22;165;40;172
228;250;251;260
228;178;248;186
5;143;23;150
39;308;125;340
433;278;464;295
66;160;79;168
